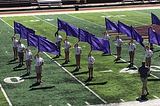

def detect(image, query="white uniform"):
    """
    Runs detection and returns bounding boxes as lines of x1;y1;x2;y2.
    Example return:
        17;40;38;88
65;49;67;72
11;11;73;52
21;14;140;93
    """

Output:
88;56;95;64
26;52;32;60
65;41;71;49
104;34;110;41
18;44;25;53
56;35;62;43
129;43;136;52
75;46;82;55
13;39;18;47
35;57;44;67
116;39;123;47
145;50;153;58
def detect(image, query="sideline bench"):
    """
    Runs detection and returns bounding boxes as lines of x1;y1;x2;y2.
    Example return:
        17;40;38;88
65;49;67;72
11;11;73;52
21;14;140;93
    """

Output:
37;0;62;8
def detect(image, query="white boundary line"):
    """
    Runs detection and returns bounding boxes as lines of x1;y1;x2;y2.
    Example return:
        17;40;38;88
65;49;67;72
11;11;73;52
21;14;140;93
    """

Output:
0;17;107;104
0;18;13;106
0;84;12;106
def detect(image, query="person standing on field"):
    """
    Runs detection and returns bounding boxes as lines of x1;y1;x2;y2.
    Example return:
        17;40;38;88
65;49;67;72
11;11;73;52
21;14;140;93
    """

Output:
12;35;18;60
88;51;95;81
34;53;44;84
18;39;25;66
25;48;32;75
55;31;62;57
145;45;153;71
128;39;136;66
138;61;150;100
74;42;82;71
63;37;71;64
116;35;123;60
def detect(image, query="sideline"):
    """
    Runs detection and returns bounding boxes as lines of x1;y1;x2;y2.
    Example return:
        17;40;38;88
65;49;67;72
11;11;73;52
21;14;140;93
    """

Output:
0;18;13;106
0;84;12;106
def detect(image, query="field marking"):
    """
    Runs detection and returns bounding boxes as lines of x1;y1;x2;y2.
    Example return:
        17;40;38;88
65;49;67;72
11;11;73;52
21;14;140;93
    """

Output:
153;95;159;99
100;12;148;26
120;99;125;102
0;17;107;104
85;101;90;105
0;84;12;106
67;103;72;106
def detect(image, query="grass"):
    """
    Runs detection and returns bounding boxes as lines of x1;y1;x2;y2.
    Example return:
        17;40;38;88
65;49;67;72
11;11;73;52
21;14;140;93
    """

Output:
1;8;160;105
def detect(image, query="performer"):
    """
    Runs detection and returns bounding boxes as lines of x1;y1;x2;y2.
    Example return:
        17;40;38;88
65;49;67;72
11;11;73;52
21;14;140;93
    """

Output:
88;51;95;81
103;30;110;41
74;42;82;70
116;35;123;59
25;48;32;75
63;37;71;64
145;45;153;70
18;40;25;66
12;35;18;60
55;31;62;57
128;39;136;66
34;53;44;84
149;25;155;51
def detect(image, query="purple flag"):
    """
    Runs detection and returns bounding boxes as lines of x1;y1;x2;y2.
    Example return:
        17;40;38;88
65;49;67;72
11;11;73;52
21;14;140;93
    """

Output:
38;38;59;55
27;34;46;47
66;23;79;38
20;25;35;39
78;28;95;44
131;26;144;47
14;21;23;34
151;13;160;26
118;21;132;37
57;19;67;32
148;29;160;45
91;36;111;54
105;18;119;32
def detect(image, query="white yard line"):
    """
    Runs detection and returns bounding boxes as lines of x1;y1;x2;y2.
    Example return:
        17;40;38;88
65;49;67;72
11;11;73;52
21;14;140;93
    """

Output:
153;95;159;99
120;99;125;102
100;12;148;26
0;84;12;106
85;101;90;105
67;103;72;106
0;18;13;106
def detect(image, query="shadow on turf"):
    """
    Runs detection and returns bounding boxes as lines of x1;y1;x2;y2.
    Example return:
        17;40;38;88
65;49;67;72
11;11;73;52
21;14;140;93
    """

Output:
148;79;160;81
73;71;88;75
13;67;26;71
63;64;76;67
153;49;160;53
21;76;37;79
85;81;108;86
29;86;55;91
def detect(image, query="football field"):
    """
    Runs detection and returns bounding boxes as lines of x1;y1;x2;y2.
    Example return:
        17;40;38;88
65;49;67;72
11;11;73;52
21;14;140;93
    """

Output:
1;5;160;106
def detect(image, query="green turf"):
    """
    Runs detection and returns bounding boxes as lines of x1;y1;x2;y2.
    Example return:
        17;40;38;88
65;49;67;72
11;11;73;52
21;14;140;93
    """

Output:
1;8;160;105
